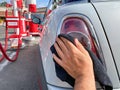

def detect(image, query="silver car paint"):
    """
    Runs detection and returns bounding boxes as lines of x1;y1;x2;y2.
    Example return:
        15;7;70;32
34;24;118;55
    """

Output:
48;84;120;90
92;1;120;80
39;1;120;90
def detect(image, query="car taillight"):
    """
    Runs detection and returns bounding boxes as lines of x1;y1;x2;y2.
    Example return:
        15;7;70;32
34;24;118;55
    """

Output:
60;17;98;56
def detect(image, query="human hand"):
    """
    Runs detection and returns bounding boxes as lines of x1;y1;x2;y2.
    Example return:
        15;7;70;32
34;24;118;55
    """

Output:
53;37;93;79
53;37;96;90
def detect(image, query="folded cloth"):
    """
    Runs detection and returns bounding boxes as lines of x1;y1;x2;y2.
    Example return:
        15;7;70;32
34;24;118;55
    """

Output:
50;34;113;90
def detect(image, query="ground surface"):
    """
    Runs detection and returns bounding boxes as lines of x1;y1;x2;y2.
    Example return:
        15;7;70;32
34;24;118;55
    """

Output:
0;26;44;90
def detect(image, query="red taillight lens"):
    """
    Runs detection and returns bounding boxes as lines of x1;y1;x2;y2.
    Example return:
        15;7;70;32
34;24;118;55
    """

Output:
61;17;98;56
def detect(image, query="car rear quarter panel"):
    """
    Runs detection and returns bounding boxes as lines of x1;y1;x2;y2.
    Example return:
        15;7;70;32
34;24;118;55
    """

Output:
40;2;120;89
92;1;120;88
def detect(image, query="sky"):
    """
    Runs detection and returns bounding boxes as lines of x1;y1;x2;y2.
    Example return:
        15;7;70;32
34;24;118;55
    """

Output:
0;0;10;3
1;0;49;8
36;0;49;7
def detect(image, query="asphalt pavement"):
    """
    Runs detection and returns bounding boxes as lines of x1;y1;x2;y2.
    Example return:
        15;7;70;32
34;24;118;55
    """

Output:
0;25;45;90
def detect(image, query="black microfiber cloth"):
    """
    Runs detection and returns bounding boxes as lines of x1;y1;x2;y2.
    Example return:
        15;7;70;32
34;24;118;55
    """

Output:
50;34;113;90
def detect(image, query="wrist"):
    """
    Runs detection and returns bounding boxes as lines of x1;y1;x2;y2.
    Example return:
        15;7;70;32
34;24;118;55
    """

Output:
74;68;96;90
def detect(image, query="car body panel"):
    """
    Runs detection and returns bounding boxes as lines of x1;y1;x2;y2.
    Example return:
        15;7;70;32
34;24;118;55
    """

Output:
39;1;120;90
92;1;120;80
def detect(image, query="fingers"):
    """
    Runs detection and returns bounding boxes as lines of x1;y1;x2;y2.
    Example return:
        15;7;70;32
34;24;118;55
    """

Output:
53;54;64;67
60;37;77;52
54;42;64;59
74;38;88;55
59;37;87;56
55;37;68;54
55;37;85;57
54;37;72;60
54;36;90;62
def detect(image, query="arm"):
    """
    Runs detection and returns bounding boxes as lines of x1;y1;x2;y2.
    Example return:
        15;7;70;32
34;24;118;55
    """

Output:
53;37;96;90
